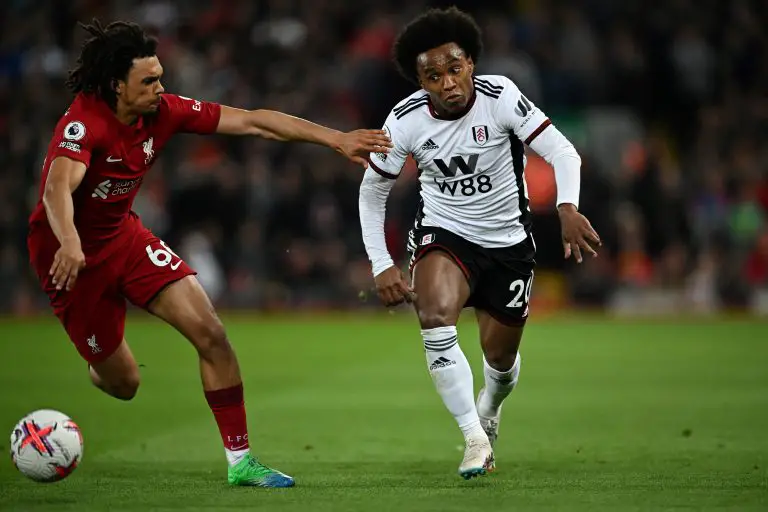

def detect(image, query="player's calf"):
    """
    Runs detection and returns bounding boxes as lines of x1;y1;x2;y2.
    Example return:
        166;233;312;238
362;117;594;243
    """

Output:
475;312;525;449
416;293;487;444
476;353;521;448
150;276;296;485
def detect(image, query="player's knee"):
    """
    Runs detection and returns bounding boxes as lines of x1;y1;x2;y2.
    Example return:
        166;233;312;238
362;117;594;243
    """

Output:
90;363;140;400
108;373;140;401
417;308;455;330
484;350;517;372
193;317;231;359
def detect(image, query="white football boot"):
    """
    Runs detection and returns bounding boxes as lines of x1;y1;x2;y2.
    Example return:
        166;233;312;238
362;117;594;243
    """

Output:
476;388;501;448
458;435;495;479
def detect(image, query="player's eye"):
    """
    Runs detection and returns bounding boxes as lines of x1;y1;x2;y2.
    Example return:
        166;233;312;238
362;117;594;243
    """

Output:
429;75;439;82
451;67;461;74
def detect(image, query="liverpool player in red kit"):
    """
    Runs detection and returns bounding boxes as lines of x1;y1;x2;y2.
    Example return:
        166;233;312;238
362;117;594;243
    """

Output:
27;20;392;488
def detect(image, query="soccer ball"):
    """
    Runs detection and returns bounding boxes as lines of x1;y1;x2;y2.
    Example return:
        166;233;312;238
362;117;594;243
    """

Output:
9;409;83;483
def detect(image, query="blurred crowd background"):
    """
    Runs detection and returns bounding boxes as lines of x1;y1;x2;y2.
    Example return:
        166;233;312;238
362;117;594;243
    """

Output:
1;0;766;315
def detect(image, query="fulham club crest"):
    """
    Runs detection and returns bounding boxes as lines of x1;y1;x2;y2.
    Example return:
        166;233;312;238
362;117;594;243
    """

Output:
472;125;488;146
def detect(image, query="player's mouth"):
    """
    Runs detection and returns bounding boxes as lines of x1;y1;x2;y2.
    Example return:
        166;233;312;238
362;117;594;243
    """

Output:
443;93;466;109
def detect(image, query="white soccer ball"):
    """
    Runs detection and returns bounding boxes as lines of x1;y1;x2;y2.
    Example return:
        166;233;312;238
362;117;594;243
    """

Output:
9;409;83;483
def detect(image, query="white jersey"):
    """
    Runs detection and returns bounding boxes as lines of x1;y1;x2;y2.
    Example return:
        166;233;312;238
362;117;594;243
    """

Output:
368;75;551;249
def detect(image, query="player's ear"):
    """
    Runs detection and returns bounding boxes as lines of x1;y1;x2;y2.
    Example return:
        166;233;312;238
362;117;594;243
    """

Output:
112;79;121;94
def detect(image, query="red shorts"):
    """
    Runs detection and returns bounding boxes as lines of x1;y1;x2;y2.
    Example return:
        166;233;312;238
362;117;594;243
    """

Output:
28;215;196;364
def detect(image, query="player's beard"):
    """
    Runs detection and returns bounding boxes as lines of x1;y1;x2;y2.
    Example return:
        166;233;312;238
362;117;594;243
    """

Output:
440;96;468;114
445;97;466;111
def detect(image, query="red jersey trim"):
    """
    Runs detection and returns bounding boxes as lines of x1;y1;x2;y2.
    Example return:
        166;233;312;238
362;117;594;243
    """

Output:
524;119;552;145
369;159;398;179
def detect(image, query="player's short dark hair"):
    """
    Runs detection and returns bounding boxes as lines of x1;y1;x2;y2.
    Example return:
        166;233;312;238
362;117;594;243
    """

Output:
66;19;158;108
393;6;483;84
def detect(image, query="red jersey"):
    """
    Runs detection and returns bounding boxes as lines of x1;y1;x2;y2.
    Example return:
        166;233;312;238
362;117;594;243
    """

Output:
29;93;221;264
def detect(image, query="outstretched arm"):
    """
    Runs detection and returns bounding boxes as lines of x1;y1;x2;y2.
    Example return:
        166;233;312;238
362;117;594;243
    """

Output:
216;106;392;167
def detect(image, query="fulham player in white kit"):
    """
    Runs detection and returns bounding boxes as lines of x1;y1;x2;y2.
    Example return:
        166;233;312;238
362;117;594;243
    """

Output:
358;7;601;479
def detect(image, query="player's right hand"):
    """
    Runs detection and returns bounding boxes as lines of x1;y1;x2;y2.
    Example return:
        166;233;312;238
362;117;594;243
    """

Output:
50;238;86;291
374;266;416;307
335;129;393;168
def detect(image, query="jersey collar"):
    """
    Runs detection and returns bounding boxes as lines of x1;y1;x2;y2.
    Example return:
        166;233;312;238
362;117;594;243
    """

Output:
427;87;477;121
85;93;146;133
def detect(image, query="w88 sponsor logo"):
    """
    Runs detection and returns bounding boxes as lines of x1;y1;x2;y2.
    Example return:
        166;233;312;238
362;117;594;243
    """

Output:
433;175;493;196
431;154;493;196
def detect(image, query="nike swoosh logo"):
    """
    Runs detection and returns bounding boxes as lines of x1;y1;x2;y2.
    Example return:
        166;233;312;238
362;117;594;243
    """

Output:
106;156;122;163
170;260;182;271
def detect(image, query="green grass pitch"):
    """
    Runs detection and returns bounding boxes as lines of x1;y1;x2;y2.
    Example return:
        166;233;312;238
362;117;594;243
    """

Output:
0;313;766;511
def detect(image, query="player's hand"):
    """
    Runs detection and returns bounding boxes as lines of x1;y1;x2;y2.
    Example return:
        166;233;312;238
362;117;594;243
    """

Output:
374;266;416;307
49;237;86;291
335;129;393;168
558;203;601;263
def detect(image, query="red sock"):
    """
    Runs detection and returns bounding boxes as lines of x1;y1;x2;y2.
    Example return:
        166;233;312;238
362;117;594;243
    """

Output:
204;383;249;452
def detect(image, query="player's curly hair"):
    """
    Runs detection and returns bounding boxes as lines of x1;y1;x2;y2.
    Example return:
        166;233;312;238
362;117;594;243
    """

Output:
393;6;483;84
65;19;158;109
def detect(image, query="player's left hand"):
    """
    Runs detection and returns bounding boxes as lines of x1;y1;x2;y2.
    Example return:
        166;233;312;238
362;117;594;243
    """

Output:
335;129;393;168
558;203;601;263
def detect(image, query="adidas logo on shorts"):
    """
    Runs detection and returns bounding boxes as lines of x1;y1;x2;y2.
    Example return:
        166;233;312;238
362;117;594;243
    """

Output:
429;356;456;371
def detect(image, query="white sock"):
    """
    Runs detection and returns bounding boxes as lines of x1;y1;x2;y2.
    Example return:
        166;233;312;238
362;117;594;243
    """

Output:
477;353;521;418
422;326;486;441
225;447;249;467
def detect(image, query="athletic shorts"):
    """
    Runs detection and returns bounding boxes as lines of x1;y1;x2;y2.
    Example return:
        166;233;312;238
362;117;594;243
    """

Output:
408;226;536;326
27;214;196;364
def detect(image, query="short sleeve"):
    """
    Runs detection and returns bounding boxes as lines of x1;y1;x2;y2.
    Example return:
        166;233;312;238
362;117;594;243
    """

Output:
367;111;411;179
162;94;222;134
48;114;97;167
497;78;552;145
